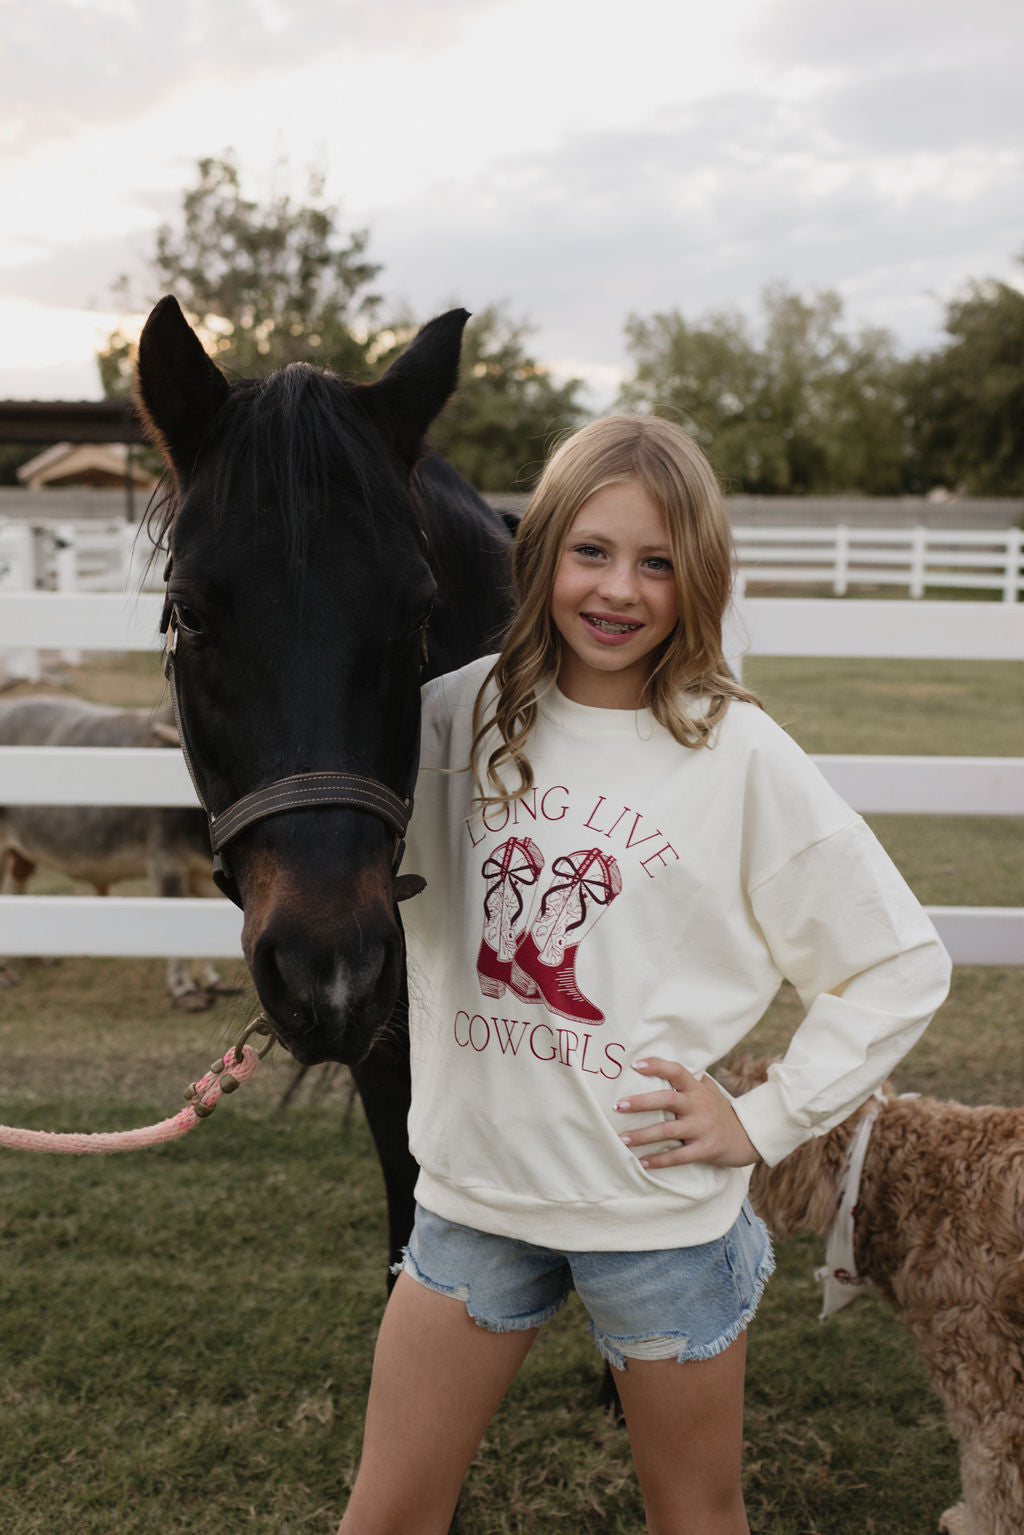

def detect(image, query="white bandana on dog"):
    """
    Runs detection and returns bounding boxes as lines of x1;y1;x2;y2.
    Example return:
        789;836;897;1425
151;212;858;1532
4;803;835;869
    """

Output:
816;1091;886;1319
816;1091;919;1319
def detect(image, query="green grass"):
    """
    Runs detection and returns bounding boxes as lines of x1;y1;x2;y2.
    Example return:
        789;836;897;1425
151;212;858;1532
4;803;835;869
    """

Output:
1;979;996;1534
744;654;1024;758
0;1115;382;1532
746;654;1024;913
0;653;1021;1530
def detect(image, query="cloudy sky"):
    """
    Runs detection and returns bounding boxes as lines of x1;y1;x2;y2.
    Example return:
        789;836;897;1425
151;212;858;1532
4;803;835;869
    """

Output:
2;0;1022;404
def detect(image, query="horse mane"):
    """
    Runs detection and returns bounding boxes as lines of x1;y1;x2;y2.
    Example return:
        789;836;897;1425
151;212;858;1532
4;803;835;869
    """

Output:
141;362;513;658
411;455;516;672
146;364;417;578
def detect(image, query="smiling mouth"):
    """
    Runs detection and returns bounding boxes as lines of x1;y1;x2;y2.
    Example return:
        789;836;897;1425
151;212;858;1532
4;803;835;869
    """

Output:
583;614;642;634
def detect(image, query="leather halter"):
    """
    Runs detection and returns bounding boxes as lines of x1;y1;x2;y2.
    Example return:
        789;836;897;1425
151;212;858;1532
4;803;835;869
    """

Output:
160;568;418;911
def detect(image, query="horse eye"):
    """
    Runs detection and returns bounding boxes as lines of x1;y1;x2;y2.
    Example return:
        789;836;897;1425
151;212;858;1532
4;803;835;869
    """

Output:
173;602;204;636
396;600;433;644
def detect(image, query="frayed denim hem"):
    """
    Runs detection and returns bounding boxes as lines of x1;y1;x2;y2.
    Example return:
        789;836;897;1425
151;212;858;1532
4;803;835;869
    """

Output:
392;1245;568;1334
592;1241;777;1371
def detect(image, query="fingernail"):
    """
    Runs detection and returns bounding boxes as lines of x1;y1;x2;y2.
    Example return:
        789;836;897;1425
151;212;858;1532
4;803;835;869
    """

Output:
633;1060;648;1070
619;1134;632;1145
614;1099;630;1111
640;1158;651;1168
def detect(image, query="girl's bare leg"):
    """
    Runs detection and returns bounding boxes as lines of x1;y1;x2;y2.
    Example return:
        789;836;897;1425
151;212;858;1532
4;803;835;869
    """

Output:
338;1272;539;1535
613;1333;750;1535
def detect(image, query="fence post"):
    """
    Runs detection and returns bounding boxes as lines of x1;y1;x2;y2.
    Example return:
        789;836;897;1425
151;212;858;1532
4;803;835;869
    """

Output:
1005;528;1023;604
910;526;926;599
0;522;42;682
118;523;136;589
834;525;849;596
727;573;746;683
55;522;83;666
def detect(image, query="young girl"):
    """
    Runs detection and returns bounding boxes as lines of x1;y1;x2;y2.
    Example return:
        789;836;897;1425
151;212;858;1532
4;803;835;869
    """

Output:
338;416;951;1535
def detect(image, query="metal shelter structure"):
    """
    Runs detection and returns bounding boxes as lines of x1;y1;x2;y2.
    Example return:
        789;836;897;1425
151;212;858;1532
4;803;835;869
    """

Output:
0;399;145;520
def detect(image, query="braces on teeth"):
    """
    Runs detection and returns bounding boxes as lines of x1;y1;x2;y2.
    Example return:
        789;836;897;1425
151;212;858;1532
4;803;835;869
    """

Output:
589;617;639;632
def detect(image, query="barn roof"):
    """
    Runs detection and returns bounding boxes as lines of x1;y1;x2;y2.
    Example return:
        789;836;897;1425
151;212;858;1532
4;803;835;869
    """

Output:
16;441;157;491
0;400;143;445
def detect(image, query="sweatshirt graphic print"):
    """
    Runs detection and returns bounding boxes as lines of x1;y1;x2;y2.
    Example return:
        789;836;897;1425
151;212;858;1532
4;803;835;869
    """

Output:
401;657;951;1252
477;836;622;1026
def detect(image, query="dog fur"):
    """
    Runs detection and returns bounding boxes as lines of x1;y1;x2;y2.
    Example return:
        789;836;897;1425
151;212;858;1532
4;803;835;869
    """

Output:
719;1057;1024;1535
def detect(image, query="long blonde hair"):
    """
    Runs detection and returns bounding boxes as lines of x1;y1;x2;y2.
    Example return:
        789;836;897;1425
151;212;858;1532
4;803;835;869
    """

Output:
471;414;760;807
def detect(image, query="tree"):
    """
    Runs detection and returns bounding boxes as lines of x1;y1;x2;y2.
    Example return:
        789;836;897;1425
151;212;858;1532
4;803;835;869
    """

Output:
97;157;587;493
98;153;383;396
620;286;908;494
422;306;587;493
819;322;910;496
619;307;773;487
904;264;1024;495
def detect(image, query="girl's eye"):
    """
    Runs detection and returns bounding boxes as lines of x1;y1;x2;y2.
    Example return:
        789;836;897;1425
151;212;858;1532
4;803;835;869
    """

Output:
644;557;674;574
574;544;605;560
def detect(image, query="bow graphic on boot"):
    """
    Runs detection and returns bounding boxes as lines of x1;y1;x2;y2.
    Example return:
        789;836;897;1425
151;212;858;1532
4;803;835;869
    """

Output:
477;837;545;1002
510;848;623;1025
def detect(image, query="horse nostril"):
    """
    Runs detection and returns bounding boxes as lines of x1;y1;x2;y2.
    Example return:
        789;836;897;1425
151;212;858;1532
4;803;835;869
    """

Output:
247;912;401;1056
248;930;295;1023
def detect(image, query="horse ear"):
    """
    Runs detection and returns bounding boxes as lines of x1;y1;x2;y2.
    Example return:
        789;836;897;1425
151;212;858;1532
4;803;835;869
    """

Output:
361;308;470;466
134;296;231;476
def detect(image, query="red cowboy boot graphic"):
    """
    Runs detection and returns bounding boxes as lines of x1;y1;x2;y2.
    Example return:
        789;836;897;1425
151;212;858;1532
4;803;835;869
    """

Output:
477;837;544;1002
510;848;622;1025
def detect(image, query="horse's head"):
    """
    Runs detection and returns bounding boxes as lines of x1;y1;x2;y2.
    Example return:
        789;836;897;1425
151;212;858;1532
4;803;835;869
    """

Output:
136;298;465;1065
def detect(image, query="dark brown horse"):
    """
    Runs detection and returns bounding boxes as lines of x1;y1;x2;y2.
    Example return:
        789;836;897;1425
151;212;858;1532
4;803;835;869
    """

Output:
135;297;514;1267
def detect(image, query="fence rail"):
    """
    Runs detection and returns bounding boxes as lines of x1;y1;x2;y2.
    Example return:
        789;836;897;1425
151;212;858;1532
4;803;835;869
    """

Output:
3;518;1022;684
3;746;1023;817
4;519;1023;603
0;593;1021;966
0;894;242;957
3;590;1024;665
734;524;1024;601
0;520;159;676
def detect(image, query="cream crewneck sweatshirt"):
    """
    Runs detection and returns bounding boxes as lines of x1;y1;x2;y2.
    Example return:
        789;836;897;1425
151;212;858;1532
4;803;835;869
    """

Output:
402;656;951;1250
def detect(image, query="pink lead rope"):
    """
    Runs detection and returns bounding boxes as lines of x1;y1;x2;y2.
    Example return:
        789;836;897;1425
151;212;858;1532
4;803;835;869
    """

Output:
0;1016;276;1155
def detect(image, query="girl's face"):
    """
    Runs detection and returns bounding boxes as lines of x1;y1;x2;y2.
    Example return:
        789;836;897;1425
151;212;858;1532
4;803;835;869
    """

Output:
550;477;679;708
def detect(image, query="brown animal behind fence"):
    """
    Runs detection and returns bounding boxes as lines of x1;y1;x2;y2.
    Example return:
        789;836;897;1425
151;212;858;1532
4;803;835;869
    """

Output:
0;695;236;1009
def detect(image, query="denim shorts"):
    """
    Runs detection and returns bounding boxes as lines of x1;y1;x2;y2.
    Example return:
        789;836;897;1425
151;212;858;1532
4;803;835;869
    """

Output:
397;1202;775;1370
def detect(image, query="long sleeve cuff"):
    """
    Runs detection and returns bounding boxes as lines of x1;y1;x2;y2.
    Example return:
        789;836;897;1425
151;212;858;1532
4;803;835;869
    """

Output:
730;1076;819;1167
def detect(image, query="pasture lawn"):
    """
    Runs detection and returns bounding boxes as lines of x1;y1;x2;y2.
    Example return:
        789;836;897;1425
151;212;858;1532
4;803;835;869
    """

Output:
0;652;1020;1531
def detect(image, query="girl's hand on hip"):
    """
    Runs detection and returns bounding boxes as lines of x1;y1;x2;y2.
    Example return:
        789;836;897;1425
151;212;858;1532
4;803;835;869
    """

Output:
614;1057;760;1169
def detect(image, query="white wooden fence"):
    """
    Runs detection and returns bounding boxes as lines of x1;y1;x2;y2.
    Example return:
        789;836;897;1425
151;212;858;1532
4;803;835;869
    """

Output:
4;518;1024;605
0;519;160;678
0;519;160;594
0;592;1021;966
2;515;1021;682
734;524;1024;601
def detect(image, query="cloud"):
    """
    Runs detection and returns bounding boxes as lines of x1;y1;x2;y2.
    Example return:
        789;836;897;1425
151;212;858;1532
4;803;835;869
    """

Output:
0;0;502;158
0;222;174;312
0;357;103;400
370;93;1023;393
0;296;123;400
750;0;1024;72
2;0;1021;404
745;0;1024;152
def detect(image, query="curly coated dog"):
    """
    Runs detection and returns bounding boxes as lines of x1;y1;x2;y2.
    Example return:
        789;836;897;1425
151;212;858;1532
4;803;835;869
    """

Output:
720;1057;1024;1535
